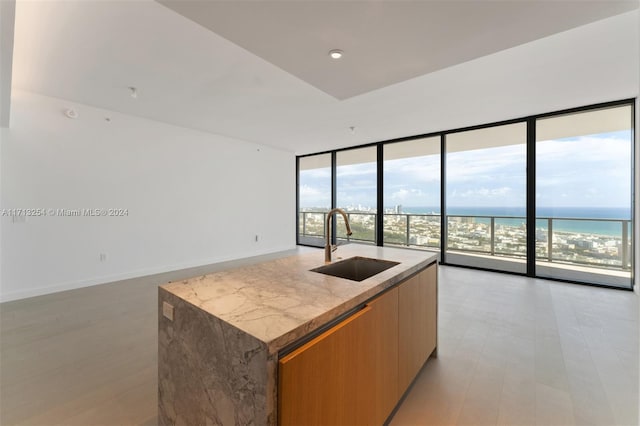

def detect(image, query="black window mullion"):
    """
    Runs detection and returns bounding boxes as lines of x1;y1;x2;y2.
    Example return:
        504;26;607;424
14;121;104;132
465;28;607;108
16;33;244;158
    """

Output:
526;118;536;277
376;144;384;246
295;156;300;246
331;151;337;245
630;101;636;289
440;134;447;263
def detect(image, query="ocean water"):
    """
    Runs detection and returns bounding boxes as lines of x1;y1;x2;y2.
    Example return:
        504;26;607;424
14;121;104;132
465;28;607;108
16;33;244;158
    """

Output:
398;206;631;237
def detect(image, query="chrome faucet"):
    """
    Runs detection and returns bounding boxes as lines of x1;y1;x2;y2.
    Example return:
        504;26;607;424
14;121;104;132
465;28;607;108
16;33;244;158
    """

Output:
325;208;353;263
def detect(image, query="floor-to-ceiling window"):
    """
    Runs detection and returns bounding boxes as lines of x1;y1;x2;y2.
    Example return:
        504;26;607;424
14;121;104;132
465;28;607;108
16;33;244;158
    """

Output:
296;100;635;289
336;147;378;244
535;104;633;288
383;137;441;250
445;123;527;273
298;153;332;247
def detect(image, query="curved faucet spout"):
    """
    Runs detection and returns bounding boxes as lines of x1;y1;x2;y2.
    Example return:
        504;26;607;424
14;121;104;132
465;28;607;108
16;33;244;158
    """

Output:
325;208;353;263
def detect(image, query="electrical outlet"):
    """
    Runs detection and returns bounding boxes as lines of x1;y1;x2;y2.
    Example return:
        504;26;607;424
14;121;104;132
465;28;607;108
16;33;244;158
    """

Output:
163;302;174;321
99;253;107;262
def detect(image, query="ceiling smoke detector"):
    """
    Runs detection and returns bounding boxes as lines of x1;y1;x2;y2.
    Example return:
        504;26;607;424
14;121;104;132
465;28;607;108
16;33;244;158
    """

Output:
329;49;343;59
64;108;78;119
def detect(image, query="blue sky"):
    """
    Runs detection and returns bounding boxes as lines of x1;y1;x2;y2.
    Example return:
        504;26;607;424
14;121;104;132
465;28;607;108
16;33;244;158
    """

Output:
299;130;632;211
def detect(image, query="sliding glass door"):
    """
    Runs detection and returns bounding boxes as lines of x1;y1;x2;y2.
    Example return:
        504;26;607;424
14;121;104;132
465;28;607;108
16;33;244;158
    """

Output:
445;123;527;273
383;137;441;250
535;105;633;288
298;154;332;247
336;147;378;244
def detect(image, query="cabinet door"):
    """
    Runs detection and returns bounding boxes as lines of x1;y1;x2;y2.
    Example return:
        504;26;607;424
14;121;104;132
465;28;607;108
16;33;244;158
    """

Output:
368;287;399;424
398;264;437;394
278;305;376;426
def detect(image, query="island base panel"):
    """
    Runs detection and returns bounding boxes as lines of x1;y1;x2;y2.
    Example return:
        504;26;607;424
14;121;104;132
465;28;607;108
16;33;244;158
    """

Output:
158;289;274;426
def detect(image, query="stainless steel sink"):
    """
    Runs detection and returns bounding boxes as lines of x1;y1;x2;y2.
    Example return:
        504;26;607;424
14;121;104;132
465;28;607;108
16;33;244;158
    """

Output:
310;256;400;282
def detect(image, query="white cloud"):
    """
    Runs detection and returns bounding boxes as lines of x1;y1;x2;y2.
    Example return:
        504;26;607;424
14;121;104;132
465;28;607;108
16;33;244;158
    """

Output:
299;184;321;197
536;134;631;207
446;144;526;183
387;187;427;203
386;156;440;183
299;184;330;208
453;187;513;199
391;189;410;201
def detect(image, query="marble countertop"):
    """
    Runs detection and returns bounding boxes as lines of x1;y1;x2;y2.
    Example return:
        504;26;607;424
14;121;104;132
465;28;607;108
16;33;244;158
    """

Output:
161;244;438;354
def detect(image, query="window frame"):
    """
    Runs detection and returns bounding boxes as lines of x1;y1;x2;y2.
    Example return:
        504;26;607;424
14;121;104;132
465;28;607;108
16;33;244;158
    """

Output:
296;98;636;291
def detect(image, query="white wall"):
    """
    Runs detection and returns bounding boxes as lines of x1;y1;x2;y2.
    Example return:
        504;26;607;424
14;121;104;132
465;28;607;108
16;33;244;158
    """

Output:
0;90;295;302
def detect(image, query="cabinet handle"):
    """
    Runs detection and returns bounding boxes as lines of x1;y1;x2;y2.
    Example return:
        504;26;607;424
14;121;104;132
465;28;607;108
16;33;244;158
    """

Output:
342;304;372;325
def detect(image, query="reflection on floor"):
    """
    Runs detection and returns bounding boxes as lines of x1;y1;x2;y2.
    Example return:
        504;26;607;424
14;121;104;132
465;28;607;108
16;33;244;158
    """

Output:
390;267;638;426
1;255;638;425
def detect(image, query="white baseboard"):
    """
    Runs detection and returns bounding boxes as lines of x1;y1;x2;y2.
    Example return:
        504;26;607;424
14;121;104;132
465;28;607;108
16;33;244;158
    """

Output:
0;245;296;303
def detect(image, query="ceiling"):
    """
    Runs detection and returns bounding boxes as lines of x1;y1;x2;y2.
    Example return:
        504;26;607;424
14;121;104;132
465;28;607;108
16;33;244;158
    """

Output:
9;0;640;155
159;0;638;100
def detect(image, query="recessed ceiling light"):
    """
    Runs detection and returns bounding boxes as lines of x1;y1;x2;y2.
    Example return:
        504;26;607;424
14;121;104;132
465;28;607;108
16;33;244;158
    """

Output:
329;49;343;59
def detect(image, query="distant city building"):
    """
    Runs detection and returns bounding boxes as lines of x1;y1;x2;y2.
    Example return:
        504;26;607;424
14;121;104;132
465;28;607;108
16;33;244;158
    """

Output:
568;239;594;249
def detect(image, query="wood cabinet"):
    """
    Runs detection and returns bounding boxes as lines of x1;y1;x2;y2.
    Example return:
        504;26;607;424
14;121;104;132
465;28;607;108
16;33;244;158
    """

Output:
398;264;437;394
278;263;436;426
368;287;399;425
278;304;376;426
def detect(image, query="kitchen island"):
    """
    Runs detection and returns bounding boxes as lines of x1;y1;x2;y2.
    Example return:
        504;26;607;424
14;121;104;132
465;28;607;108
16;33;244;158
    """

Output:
158;244;438;425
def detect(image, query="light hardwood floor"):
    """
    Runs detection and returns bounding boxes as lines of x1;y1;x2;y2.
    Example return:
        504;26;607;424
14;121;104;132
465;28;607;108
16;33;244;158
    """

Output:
1;253;638;426
391;267;639;426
